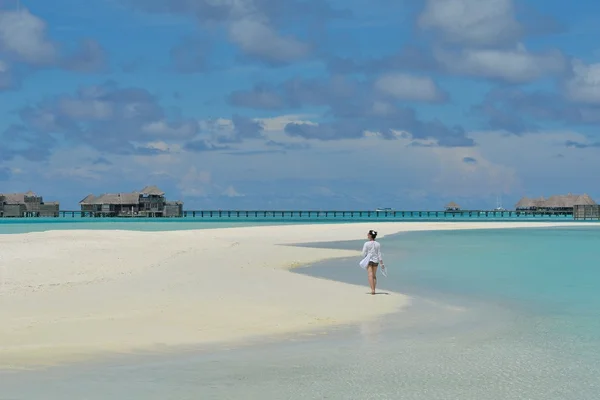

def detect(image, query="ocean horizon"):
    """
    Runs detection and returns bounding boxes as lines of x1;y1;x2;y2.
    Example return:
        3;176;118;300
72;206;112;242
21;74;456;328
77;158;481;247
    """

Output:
1;225;599;399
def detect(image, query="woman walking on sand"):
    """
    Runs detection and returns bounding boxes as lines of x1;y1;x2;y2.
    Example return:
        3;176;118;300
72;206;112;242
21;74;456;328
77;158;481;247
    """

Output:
361;230;384;295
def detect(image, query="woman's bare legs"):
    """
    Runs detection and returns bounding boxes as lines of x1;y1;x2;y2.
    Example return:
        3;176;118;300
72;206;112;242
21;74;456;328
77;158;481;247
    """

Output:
368;264;377;294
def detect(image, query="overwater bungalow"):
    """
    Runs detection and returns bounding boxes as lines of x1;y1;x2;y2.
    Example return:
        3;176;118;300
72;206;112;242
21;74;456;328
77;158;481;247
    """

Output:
444;201;461;211
515;193;596;212
0;191;59;217
79;185;183;217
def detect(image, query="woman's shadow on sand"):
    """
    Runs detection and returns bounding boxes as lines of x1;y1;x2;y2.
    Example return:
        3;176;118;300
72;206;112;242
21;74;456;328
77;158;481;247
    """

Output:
367;292;390;295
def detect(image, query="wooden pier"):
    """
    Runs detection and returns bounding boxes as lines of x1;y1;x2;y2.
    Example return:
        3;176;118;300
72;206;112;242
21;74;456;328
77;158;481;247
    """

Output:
50;209;575;219
178;210;573;219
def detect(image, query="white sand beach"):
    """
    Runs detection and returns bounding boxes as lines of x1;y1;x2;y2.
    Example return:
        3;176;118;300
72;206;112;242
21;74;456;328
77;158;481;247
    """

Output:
0;221;596;369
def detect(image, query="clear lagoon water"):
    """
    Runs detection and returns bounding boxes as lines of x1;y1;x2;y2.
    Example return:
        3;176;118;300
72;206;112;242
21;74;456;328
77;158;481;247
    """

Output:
0;218;305;234
1;225;600;399
0;212;580;234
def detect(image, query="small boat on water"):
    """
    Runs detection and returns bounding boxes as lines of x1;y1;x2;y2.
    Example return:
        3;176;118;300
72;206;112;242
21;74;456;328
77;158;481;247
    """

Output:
375;207;394;212
494;196;506;211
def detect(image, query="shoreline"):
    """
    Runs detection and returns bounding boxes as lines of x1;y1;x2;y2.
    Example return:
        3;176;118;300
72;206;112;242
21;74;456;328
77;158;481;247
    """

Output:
1;221;599;369
0;218;595;236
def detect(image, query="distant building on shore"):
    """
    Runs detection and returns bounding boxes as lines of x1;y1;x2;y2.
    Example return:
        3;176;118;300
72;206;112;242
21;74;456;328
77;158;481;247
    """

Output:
0;191;60;217
79;185;183;217
515;193;596;211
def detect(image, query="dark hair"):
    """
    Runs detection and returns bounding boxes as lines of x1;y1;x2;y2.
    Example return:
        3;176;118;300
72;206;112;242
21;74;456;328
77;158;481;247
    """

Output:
368;230;378;239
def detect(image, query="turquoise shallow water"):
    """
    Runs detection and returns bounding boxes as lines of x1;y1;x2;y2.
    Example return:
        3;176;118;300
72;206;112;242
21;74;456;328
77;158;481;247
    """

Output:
300;226;600;316
0;213;581;234
297;226;600;348
0;219;321;234
1;226;600;399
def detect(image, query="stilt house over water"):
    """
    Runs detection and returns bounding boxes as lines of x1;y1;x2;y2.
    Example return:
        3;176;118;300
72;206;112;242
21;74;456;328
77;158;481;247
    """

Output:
444;202;461;211
79;185;183;217
0;191;59;217
515;193;596;212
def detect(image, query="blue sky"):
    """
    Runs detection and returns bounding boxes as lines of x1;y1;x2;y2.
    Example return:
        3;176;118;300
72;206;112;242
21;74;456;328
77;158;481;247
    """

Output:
1;0;600;210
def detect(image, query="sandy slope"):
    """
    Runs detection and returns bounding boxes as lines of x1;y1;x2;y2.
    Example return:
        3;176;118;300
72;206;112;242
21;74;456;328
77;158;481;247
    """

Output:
0;221;595;368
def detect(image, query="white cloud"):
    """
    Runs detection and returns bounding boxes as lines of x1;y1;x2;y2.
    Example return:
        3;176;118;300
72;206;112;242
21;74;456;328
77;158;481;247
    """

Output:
198;118;234;132
228;18;310;63
418;0;522;46
0;9;58;64
468;130;600;202
369;101;397;117
230;88;284;109
143;141;182;153
0;59;13;89
564;60;600;104
309;186;337;197
44;166;106;181
198;114;316;147
221;185;244;197
255;114;317;132
41;147;112;181
58;98;114;120
9;113;600;208
374;73;446;102
429;145;520;197
177;167;212;197
142;120;198;138
133;152;180;167
434;44;566;83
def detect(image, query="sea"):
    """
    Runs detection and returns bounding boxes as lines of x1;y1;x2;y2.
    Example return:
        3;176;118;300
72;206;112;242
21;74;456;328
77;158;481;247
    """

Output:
0;211;579;234
1;221;599;399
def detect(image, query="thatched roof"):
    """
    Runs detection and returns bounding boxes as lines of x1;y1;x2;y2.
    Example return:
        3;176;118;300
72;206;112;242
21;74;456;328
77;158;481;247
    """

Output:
516;196;549;208
79;194;96;204
81;186;168;205
91;192;141;205
140;185;165;196
544;194;578;208
574;193;596;205
520;193;597;208
0;193;26;204
445;201;460;209
531;196;546;207
515;197;532;208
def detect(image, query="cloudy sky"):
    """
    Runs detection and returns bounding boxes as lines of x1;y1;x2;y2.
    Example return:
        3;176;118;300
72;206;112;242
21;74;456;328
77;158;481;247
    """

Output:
1;0;599;210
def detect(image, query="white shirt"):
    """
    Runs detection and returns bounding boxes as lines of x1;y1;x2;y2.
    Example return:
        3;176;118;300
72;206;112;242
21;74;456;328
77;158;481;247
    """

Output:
362;240;382;263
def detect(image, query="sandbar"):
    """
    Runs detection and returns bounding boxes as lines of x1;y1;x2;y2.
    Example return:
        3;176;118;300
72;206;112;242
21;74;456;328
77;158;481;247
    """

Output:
0;221;596;369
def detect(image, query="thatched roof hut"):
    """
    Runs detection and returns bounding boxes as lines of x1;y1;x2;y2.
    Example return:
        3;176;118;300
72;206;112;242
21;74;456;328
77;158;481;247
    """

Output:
91;192;141;205
574;193;596;205
515;197;533;209
1;193;26;204
531;196;546;207
520;193;597;209
544;193;579;208
516;196;550;209
515;193;596;211
445;201;461;210
80;186;167;206
1;191;41;204
78;185;182;217
79;194;96;205
140;185;165;196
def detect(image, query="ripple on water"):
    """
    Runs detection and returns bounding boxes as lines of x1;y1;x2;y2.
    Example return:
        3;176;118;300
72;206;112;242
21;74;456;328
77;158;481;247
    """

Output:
1;295;599;400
